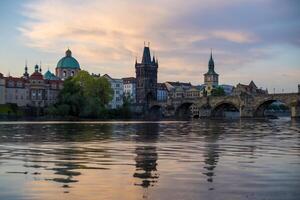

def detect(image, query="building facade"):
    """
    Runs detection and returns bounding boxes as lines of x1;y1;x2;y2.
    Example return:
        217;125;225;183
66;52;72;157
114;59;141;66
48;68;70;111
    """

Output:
0;73;5;104
232;81;268;96
157;83;168;102
103;74;124;109
220;84;234;96
5;76;29;107
56;49;81;80
122;77;136;103
135;46;158;106
204;51;219;95
165;82;192;99
1;64;63;108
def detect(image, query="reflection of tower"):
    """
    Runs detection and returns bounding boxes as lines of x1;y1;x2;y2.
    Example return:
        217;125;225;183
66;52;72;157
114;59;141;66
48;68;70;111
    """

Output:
202;122;221;186
133;123;159;192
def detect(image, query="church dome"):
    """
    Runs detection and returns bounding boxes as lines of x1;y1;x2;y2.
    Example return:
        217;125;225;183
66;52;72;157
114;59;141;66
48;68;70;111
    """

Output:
56;49;80;69
44;70;59;80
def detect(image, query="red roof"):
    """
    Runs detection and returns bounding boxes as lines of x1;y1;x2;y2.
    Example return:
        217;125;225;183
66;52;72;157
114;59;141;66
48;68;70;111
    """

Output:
5;76;26;82
30;72;44;80
5;76;27;87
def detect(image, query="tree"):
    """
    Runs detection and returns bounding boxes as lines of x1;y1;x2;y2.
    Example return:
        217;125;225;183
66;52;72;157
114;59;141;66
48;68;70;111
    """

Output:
52;70;113;118
211;86;226;96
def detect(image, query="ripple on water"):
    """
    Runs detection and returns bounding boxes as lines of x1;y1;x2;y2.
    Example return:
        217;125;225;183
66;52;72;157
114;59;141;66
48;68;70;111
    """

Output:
0;119;300;200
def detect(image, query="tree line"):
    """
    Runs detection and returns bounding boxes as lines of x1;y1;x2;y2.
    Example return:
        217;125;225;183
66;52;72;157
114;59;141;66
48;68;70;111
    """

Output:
46;71;131;119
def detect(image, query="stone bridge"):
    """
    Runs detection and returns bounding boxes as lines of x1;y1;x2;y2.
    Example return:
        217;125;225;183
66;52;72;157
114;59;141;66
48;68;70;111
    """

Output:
148;93;300;118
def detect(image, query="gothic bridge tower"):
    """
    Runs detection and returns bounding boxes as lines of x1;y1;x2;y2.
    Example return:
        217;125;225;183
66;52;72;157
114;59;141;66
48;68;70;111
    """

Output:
135;45;158;108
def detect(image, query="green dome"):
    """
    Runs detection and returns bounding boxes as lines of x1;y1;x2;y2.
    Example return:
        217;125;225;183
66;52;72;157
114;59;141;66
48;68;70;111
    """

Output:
56;49;80;69
44;70;60;80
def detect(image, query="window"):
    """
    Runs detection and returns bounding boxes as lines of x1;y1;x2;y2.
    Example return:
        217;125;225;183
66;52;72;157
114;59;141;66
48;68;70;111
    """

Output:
63;71;67;77
71;71;75;76
32;91;36;99
8;81;14;87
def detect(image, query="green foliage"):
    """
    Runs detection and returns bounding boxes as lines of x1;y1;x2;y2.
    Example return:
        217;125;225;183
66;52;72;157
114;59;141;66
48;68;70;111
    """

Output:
48;71;114;118
211;86;226;96
0;103;23;116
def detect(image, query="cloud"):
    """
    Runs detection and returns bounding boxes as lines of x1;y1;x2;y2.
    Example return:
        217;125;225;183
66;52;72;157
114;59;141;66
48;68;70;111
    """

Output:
17;0;300;91
212;31;258;43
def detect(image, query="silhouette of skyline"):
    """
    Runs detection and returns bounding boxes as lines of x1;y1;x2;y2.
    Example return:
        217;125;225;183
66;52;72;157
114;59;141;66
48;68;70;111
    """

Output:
0;0;299;92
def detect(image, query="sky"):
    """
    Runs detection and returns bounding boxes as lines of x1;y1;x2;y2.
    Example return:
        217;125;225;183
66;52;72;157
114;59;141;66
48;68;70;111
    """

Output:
0;0;299;92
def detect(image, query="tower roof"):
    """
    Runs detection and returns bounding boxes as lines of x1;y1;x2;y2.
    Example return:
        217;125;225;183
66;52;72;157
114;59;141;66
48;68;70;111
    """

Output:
209;50;214;68
44;70;60;80
205;50;218;75
141;46;151;64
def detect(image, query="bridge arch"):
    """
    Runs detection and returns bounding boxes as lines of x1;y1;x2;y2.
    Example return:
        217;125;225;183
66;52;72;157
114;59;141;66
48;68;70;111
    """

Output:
147;105;163;120
254;99;291;118
175;102;194;119
211;101;240;118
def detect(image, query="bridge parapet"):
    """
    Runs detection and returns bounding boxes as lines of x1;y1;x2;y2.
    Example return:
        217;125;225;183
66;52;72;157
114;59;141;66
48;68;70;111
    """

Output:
147;92;300;118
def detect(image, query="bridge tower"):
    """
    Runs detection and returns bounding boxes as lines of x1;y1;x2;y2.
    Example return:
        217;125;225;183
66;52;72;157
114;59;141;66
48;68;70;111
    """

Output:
135;44;158;109
204;50;219;95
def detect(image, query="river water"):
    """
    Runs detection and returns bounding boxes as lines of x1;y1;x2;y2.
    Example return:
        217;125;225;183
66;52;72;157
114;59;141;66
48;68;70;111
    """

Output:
0;118;299;200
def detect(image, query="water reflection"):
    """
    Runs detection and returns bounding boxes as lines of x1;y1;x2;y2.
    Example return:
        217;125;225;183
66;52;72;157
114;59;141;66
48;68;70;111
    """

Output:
133;123;159;188
202;122;221;185
13;123;116;194
0;119;300;200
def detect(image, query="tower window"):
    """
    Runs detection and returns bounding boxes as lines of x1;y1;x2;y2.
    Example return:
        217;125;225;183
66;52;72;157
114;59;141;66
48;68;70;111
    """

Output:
63;71;67;77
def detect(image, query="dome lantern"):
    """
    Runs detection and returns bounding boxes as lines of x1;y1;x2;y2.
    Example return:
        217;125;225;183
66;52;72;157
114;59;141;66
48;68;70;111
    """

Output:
66;49;72;57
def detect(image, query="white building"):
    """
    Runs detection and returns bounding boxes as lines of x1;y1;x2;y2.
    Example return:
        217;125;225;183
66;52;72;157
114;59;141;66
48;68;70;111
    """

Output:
122;77;136;103
220;84;234;96
103;74;124;109
5;77;29;107
157;83;168;102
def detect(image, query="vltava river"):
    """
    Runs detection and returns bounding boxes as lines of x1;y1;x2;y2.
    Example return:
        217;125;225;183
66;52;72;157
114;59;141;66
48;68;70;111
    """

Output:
0;119;299;200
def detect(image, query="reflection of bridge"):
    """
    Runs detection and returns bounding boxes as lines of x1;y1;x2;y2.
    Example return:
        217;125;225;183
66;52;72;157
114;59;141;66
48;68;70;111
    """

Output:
149;93;300;118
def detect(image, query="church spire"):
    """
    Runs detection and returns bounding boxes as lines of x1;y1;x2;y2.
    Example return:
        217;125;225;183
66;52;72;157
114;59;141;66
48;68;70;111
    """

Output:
39;61;42;73
34;64;39;72
141;45;151;64
208;49;215;70
23;60;29;78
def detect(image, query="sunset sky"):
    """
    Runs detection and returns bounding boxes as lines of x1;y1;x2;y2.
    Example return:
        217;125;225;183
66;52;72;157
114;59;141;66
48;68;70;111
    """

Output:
0;0;299;92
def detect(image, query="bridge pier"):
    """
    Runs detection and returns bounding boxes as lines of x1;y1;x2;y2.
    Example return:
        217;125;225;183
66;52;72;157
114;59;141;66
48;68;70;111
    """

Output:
291;105;300;118
239;106;254;118
199;108;211;118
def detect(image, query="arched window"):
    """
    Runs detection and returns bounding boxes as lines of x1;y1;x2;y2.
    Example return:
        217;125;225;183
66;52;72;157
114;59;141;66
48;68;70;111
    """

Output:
63;71;67;77
71;71;75;76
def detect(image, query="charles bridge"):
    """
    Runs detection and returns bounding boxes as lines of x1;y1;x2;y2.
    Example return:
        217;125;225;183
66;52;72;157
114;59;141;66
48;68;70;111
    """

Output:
148;93;300;118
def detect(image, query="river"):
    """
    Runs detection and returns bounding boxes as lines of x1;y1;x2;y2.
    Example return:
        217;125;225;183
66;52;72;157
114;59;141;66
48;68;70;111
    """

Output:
0;118;299;200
